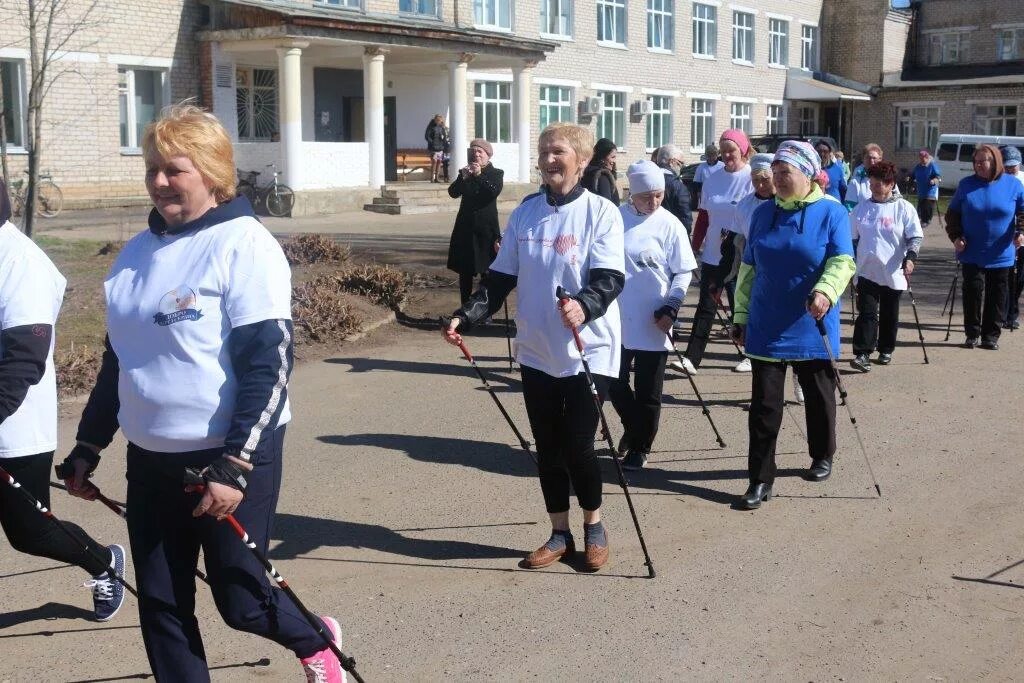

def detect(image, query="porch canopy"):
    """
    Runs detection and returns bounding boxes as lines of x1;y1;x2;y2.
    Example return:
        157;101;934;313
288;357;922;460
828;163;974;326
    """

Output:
200;0;556;189
784;68;873;103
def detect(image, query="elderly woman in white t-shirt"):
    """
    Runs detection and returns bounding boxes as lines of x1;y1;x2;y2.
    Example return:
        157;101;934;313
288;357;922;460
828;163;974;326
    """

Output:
444;122;625;572
609;160;696;471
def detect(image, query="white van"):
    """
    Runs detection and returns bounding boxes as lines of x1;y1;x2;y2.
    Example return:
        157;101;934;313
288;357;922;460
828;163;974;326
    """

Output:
934;134;1024;191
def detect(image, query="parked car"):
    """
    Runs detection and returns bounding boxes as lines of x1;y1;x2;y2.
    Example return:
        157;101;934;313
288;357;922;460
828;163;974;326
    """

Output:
749;134;840;154
934;134;1024;191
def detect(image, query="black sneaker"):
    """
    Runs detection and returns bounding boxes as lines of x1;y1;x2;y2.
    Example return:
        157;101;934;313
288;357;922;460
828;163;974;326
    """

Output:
877;352;892;365
964;337;979;349
850;354;871;372
87;544;126;622
980;339;999;350
616;433;631;456
621;450;648;471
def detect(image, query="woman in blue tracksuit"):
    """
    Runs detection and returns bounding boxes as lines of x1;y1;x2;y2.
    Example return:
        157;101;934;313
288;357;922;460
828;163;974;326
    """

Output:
731;141;855;510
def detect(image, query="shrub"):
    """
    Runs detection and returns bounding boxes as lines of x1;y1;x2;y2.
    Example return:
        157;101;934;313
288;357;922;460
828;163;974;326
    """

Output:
292;275;365;344
337;264;407;311
56;344;102;397
281;234;351;266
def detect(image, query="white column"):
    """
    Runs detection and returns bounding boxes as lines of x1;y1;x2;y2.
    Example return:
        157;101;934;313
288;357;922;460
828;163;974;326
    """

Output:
448;54;473;174
363;47;387;189
276;44;307;190
512;63;534;183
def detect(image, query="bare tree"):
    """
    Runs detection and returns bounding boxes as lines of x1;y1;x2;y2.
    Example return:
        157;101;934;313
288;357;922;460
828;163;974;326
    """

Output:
1;67;9;186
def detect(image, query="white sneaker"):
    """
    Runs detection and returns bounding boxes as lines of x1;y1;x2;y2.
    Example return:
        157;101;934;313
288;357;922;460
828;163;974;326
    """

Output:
668;357;697;375
733;357;752;373
794;383;805;404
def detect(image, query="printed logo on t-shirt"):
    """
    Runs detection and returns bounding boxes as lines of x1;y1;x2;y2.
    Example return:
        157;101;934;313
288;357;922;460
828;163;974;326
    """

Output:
153;286;204;326
634;250;661;270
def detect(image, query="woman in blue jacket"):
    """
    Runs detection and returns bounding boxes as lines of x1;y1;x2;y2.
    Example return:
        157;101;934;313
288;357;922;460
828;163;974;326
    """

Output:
731;141;855;510
945;144;1024;350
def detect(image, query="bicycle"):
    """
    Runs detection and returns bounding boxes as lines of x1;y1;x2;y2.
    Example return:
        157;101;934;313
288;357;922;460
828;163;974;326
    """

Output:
8;170;64;218
236;163;295;218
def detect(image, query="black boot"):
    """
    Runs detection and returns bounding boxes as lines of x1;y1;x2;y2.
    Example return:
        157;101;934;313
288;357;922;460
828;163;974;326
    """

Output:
738;482;772;510
805;458;832;482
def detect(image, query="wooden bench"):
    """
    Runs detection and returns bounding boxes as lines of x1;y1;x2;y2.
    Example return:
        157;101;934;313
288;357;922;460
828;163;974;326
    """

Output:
396;148;444;181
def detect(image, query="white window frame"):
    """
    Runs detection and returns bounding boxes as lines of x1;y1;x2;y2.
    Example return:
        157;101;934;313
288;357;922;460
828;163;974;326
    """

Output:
690;98;714;152
540;0;573;38
596;91;626;148
474;80;512;142
765;103;784;135
235;66;279;143
768;18;789;67
997;28;1024;62
118;65;169;151
797;104;817;136
597;0;627;46
732;11;754;64
316;0;362;8
646;95;672;151
539;85;574;129
0;58;26;151
928;31;969;65
972;104;1018;136
896;106;940;150
730;101;752;135
399;0;440;17
692;3;717;58
474;0;513;31
647;0;674;52
801;24;819;70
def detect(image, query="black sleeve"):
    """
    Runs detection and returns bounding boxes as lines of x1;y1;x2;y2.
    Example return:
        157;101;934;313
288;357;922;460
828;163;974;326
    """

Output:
224;319;294;464
597;173;620;206
574;267;625;323
75;335;121;449
0;324;51;425
669;179;693;233
477;167;504;201
945;209;962;241
448;174;466;198
452;270;518;326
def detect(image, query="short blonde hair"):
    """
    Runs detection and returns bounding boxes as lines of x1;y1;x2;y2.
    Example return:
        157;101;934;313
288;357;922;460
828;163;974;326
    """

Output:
538;122;595;165
142;103;236;203
862;143;883;158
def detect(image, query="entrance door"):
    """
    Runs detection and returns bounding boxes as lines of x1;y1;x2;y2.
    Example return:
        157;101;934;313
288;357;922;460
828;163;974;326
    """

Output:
384;96;398;182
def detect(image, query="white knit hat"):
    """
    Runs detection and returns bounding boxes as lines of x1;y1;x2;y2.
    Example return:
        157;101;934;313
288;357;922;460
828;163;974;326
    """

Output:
627;160;665;195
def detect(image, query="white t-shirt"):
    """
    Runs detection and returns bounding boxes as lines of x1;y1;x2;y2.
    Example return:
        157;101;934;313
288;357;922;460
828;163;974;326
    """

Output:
105;216;293;453
850;198;923;291
698;165;753;265
618;205;697;352
731;193;772;239
694;160;725;184
0;221;66;458
491;191;624;379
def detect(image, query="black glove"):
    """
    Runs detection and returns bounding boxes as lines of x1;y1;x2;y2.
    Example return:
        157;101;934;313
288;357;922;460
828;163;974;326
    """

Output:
731;323;745;343
201;457;249;496
55;444;101;481
654;304;678;322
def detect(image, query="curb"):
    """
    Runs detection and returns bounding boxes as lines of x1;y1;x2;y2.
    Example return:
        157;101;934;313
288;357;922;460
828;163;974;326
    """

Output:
344;310;397;343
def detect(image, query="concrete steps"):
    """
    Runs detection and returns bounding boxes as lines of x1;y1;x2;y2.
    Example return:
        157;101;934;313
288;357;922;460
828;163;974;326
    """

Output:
363;182;535;215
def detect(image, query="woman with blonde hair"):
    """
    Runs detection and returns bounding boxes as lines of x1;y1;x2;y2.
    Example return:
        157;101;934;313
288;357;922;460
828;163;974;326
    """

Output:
444;122;625;571
846;142;899;209
61;104;347;682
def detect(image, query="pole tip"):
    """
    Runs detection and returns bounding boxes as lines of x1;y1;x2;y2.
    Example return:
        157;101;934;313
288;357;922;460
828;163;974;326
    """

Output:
648;566;657;579
717;439;726;448
875;484;882;497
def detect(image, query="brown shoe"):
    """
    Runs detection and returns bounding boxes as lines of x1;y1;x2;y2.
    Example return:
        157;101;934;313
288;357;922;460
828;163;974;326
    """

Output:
583;533;610;572
523;538;575;569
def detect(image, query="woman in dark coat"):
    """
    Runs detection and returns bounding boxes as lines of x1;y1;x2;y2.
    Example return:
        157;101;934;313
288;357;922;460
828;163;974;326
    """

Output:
425;114;449;183
582;137;620;206
447;138;504;304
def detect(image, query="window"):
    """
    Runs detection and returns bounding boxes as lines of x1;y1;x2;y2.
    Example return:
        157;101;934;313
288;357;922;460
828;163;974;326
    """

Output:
474;81;512;142
797;105;816;135
646;95;672;150
973;104;1018;136
690;98;714;150
801;24;819;70
235;68;277;142
928;32;969;65
119;67;166;149
539;85;573;129
597;91;625;147
399;0;438;15
730;102;752;135
597;0;626;45
647;0;674;51
998;28;1024;61
541;0;572;37
897;106;939;150
319;0;361;7
936;143;957;162
769;18;789;66
0;59;25;148
765;104;784;134
732;11;754;63
474;0;512;30
692;3;717;57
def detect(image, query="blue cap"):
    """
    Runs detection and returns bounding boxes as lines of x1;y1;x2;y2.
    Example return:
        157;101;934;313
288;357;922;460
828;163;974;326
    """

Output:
1000;145;1022;168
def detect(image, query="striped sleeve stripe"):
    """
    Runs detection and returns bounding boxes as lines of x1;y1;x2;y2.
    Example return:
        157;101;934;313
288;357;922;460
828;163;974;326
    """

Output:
240;320;291;462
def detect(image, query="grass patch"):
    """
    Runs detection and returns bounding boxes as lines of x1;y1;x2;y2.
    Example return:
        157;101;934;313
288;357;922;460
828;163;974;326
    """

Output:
902;194;951;215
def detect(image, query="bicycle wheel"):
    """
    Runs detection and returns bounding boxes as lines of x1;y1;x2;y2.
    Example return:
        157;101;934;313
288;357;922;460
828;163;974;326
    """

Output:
236;181;257;208
265;184;295;217
36;180;64;218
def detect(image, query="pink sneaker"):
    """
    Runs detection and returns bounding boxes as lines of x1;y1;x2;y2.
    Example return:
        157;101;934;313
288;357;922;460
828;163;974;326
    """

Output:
300;616;346;683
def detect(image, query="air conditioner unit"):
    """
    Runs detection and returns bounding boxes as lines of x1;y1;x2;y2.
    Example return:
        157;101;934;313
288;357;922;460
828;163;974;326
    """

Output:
632;100;654;117
580;96;603;117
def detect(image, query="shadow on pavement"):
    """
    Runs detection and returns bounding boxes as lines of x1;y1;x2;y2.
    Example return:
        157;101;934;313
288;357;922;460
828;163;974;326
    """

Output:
0;602;93;629
66;658;272;682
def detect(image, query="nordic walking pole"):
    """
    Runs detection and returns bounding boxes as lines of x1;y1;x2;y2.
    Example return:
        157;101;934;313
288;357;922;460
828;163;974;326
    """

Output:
0;465;139;597
557;287;656;579
713;298;744;355
51;477;211;586
447;325;537;467
941;270;956;317
813;317;882;498
504;301;514;372
183;472;367;683
945;263;959;341
905;281;930;364
667;333;726;448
